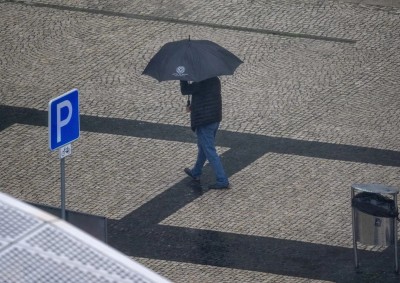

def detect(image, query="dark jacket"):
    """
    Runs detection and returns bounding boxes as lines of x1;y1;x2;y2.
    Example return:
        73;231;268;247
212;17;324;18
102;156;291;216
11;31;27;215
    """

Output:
180;77;222;131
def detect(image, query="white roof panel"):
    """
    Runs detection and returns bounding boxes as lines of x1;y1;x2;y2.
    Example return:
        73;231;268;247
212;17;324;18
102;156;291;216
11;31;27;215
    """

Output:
0;192;172;283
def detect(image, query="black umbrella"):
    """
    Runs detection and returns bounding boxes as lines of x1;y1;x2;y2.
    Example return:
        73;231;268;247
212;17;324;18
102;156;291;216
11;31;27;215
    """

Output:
142;39;243;82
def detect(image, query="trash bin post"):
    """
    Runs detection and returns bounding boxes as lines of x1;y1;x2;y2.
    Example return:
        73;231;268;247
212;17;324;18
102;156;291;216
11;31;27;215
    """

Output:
395;193;398;273
351;183;399;273
351;187;359;269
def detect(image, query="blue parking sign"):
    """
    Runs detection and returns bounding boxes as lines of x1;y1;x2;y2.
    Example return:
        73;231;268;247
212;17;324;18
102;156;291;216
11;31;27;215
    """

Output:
49;89;80;150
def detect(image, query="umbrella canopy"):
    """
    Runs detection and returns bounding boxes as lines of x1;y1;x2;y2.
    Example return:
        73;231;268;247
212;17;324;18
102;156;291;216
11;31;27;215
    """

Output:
142;39;243;82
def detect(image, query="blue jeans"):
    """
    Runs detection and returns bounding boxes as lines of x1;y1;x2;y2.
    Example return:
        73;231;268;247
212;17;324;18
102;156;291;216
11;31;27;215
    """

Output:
191;122;229;186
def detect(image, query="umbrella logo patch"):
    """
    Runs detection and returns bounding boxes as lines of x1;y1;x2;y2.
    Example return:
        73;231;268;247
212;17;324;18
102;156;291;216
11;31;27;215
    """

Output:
173;66;188;77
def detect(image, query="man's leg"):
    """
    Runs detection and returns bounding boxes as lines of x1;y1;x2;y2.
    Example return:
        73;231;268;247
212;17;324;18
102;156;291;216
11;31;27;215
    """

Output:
190;132;207;178
196;123;229;187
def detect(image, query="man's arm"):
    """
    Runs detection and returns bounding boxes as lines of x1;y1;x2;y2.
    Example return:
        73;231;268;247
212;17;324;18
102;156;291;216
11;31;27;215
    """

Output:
180;81;199;95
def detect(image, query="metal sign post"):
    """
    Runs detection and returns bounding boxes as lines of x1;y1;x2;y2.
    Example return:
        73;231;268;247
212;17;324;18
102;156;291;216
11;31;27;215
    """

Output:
59;144;72;219
60;156;66;219
49;89;79;220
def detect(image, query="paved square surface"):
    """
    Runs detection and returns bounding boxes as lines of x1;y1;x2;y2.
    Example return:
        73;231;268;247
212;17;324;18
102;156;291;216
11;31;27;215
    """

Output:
1;0;400;282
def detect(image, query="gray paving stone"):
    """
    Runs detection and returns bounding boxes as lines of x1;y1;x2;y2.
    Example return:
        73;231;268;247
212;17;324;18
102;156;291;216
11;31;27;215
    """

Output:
1;0;399;282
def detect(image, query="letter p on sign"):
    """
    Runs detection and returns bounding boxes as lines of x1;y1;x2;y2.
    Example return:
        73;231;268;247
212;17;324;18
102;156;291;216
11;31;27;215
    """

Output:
49;89;80;150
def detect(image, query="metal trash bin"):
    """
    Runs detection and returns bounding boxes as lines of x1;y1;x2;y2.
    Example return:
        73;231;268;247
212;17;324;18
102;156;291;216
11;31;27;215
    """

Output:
351;183;399;273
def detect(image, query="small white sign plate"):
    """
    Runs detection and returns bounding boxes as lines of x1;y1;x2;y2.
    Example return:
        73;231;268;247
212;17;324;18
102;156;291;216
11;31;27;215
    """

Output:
59;144;72;159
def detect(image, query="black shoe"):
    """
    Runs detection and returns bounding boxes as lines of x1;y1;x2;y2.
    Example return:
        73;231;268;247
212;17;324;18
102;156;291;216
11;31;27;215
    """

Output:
208;183;230;190
184;168;200;181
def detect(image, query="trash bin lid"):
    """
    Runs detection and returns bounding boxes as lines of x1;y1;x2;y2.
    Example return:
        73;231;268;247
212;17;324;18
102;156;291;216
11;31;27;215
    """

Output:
352;192;398;218
351;183;399;195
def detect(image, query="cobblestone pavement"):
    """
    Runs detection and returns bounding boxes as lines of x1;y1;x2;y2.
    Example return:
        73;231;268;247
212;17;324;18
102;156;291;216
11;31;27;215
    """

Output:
1;0;400;282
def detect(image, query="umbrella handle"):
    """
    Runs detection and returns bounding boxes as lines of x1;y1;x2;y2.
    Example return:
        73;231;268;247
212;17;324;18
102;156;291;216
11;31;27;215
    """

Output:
186;95;191;113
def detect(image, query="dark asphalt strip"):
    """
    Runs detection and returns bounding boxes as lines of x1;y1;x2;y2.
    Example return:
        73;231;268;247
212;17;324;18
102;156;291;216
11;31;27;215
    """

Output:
7;0;356;44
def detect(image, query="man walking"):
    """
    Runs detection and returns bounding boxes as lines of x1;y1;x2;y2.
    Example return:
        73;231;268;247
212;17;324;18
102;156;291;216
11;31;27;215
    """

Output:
180;77;230;189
